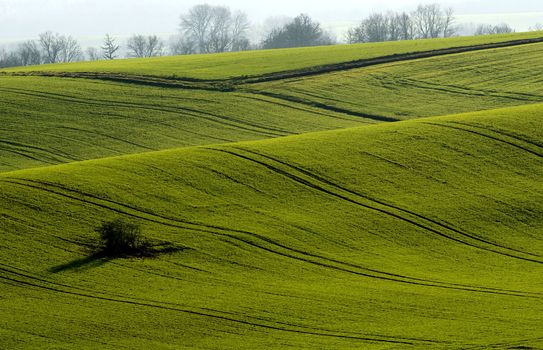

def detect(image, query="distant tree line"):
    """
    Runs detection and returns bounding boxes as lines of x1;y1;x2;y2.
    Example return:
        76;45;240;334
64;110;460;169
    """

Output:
1;2;539;68
473;24;515;35
346;4;455;44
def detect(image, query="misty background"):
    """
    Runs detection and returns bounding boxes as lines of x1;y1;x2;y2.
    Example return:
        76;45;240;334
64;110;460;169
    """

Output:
1;0;542;48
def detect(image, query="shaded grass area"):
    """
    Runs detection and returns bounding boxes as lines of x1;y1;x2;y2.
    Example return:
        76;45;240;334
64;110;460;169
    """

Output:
1;105;542;349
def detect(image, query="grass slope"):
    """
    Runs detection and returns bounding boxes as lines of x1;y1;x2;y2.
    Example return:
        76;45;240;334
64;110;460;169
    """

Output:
0;76;366;172
252;42;543;119
1;105;542;349
2;32;542;79
3;39;543;173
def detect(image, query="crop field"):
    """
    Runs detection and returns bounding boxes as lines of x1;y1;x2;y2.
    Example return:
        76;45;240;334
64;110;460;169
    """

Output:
252;42;543;119
1;33;542;349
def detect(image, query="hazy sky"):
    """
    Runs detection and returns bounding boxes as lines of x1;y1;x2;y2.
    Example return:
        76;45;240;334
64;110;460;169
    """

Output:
1;0;542;45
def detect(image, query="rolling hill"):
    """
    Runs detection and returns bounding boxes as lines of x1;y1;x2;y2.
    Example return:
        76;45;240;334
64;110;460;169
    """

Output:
0;33;542;349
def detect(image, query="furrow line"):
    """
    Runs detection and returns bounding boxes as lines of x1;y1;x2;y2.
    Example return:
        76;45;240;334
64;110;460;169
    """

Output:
235;147;543;259
0;272;422;345
3;177;540;297
423;122;543;158
215;148;543;265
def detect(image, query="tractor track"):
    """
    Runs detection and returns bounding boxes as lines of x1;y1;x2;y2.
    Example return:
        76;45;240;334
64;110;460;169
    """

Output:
212;147;543;264
3;177;541;298
0;265;432;346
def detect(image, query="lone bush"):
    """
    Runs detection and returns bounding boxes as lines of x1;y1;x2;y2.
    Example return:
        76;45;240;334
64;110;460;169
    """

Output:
96;219;147;256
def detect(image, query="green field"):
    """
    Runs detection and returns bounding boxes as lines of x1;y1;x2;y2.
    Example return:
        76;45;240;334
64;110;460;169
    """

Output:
1;34;542;349
252;42;543;119
2;31;542;79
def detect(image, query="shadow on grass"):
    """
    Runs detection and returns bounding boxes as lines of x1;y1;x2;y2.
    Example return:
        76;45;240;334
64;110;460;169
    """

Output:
50;243;187;274
49;253;112;273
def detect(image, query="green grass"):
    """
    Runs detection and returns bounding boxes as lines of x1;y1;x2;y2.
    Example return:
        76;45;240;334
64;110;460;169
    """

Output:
252;42;543;119
1;105;542;349
2;32;542;79
1;34;542;349
0;76;367;172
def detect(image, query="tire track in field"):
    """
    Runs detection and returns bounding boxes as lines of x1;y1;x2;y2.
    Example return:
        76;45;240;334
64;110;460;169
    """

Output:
235;147;543;259
2;177;541;298
446;121;543;150
233;94;364;122
0;86;294;136
0;127;128;156
392;77;543;103
243;88;398;122
214;147;543;264
461;336;543;350
422;122;543;159
0;146;55;164
0;140;79;162
4;177;542;298
0;87;290;138
0;266;427;345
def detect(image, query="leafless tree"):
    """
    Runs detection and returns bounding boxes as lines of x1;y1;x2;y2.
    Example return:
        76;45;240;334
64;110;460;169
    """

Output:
442;8;456;37
86;47;100;61
180;4;214;53
347;11;415;44
17;40;41;66
207;6;232;53
231;11;251;51
59;35;82;63
127;35;164;58
397;12;415;40
170;35;196;55
0;48;22;68
179;4;250;53
412;4;455;39
102;34;120;60
147;35;164;57
531;23;543;31
38;32;81;63
127;35;147;58
39;32;64;64
365;14;389;42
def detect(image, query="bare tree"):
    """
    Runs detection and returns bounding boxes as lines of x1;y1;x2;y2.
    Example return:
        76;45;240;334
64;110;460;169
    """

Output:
127;35;164;58
346;25;365;44
0;48;22;68
231;11;251;51
347;11;415;44
39;32;64;64
387;12;402;41
412;4;455;39
170;35;196;55
398;12;415;40
207;6;232;53
17;40;41;66
180;4;250;53
86;47;100;61
442;7;456;37
127;35;147;58
59;35;82;63
38;32;81;63
180;4;214;53
146;35;164;57
531;23;543;31
102;34;120;60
